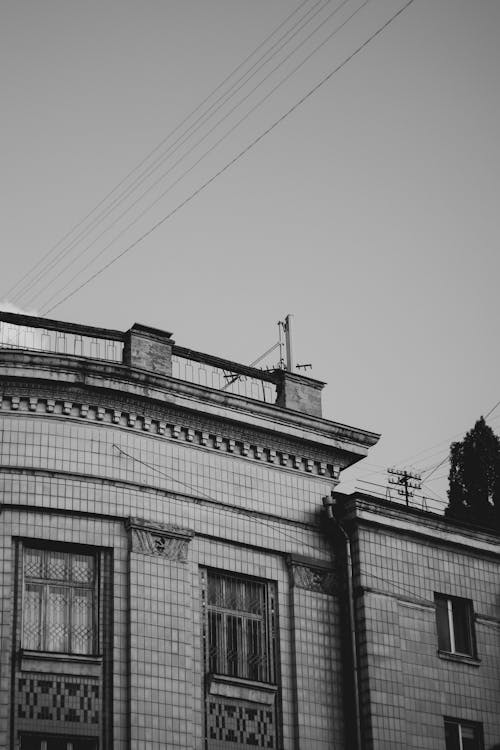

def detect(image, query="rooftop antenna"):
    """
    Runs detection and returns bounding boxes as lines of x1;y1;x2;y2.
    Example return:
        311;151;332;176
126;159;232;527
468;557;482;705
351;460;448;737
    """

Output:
278;314;295;371
284;313;293;371
277;314;312;372
224;316;295;389
278;319;286;370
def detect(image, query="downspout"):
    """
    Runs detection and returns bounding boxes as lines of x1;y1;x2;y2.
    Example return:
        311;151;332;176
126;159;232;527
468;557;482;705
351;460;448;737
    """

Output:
323;494;362;750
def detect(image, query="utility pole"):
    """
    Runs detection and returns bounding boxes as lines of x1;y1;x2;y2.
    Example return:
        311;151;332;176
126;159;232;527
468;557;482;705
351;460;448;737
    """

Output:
387;467;422;506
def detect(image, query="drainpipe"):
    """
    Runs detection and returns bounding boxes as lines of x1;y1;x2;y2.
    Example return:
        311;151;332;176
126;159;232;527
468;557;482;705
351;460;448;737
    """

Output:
322;494;362;750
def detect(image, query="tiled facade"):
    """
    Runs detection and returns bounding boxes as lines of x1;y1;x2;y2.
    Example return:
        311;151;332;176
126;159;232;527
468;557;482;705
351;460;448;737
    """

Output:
333;492;500;750
2;312;497;749
0;312;378;750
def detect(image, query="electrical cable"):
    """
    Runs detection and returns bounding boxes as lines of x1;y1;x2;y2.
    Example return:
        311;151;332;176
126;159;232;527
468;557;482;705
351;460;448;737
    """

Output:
4;0;315;302
395;398;500;471
420;481;446;506
112;444;331;552
411;402;500;491
40;0;416;315
484;399;500;420
395;437;461;469
13;0;331;306
357;476;446;511
423;454;453;482
424;473;448;483
30;0;364;310
352;399;500;507
112;442;447;608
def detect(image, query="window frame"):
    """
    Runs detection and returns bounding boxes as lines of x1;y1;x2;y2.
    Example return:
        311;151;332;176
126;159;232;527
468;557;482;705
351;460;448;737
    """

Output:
202;568;277;685
444;717;484;750
20;543;99;657
19;733;98;750
434;593;477;659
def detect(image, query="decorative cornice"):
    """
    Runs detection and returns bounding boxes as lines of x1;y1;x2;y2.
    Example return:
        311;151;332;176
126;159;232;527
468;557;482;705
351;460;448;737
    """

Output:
0;392;340;480
338;494;500;557
0;350;380;457
287;554;336;595
126;517;194;561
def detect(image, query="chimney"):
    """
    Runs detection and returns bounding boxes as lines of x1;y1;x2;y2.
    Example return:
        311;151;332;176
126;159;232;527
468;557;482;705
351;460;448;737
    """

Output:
123;324;175;377
275;370;325;417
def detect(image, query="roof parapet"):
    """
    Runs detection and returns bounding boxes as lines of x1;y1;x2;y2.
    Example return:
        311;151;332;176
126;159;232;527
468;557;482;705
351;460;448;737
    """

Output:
0;310;338;419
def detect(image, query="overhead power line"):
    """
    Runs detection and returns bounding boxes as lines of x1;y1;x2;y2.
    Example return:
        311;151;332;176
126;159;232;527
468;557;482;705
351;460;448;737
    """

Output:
28;0;360;310
42;0;415;315
421;397;500;481
37;0;370;312
394;400;500;474
485;399;500;420
420;481;446;507
424;473;448;483
115;442;446;607
4;0;316;303
14;0;334;307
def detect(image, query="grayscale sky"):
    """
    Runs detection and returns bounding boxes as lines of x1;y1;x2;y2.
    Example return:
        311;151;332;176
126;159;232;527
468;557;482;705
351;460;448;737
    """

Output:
1;0;499;507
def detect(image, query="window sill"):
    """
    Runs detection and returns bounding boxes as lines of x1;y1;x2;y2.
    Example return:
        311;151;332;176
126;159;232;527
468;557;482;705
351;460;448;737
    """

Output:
437;650;480;666
208;674;277;705
20;650;102;677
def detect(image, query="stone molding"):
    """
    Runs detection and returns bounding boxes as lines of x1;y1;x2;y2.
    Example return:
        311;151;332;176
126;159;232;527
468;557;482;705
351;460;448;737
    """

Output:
287;554;336;595
208;675;277;705
0;391;340;480
126;517;194;561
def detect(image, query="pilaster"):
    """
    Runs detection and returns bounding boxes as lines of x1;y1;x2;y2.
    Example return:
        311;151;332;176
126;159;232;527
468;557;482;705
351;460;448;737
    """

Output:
126;518;195;749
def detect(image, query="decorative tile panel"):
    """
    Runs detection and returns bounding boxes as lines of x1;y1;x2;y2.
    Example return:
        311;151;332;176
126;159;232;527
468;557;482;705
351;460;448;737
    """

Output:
207;698;276;749
17;674;99;726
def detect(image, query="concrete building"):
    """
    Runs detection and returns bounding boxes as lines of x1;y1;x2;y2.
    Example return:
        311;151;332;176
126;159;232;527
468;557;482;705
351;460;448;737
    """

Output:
0;311;379;750
1;310;498;750
329;491;500;750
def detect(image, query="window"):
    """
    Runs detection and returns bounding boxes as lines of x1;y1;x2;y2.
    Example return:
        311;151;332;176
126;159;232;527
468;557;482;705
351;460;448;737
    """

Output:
22;547;97;655
20;735;97;750
435;594;476;657
444;718;484;750
203;570;277;683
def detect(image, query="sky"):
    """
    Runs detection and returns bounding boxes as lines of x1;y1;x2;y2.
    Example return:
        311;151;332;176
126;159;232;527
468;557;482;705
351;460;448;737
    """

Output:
1;0;500;510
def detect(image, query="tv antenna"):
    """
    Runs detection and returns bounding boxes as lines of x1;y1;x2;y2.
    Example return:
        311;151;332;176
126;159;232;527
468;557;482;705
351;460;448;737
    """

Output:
277;314;311;372
222;314;312;391
278;314;293;370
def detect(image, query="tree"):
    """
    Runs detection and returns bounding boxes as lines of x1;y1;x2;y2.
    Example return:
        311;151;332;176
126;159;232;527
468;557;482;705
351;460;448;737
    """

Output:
445;417;500;530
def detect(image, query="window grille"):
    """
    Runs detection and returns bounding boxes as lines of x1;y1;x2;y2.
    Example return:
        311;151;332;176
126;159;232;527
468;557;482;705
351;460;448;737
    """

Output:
22;548;96;656
444;718;484;750
203;570;277;683
435;594;476;657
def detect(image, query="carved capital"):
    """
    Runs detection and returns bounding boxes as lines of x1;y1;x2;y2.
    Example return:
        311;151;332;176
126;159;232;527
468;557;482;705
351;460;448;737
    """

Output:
126;517;194;562
287;554;335;595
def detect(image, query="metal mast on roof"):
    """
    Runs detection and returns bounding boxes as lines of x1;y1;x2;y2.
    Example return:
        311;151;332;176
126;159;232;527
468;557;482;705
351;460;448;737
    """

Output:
278;314;294;371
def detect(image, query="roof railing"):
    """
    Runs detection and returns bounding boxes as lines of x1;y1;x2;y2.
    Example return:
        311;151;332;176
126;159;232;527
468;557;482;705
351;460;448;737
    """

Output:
0;311;326;414
0;311;277;403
